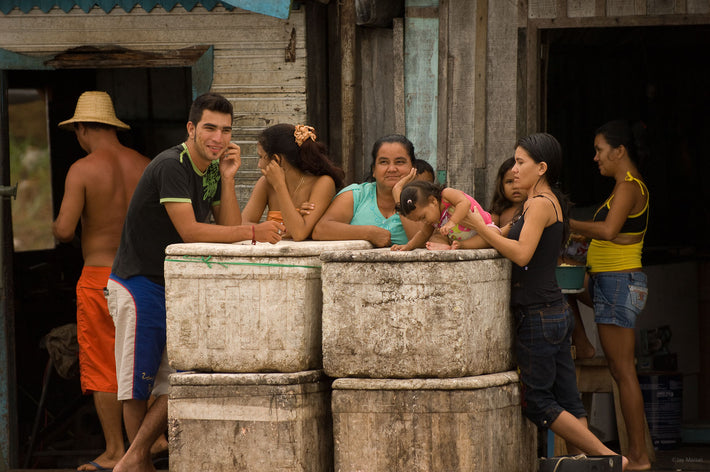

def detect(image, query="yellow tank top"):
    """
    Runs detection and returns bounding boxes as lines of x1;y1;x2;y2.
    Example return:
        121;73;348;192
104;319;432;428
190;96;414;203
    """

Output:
586;172;649;272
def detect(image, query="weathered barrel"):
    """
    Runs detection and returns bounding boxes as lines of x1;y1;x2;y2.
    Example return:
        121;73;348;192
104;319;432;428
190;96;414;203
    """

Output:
320;248;513;378
331;372;537;472
165;240;372;372
169;370;332;472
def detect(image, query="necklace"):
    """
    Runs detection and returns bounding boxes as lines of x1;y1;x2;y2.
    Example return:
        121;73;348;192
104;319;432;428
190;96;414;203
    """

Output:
290;175;305;198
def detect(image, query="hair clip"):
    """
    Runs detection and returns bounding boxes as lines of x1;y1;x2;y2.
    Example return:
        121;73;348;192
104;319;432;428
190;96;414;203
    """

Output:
294;125;316;146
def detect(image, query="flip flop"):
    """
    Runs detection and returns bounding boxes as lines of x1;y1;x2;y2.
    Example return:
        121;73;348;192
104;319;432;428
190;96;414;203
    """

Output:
77;460;113;471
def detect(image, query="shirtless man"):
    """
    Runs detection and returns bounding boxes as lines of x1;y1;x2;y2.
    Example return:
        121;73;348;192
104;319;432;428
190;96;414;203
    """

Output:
53;91;151;472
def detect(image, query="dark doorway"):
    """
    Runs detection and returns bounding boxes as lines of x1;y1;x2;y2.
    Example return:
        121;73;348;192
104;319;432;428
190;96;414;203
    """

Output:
544;24;710;261
9;67;190;468
543;24;710;430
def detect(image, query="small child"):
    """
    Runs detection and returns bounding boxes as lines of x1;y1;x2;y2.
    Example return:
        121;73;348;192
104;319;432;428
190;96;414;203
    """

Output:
392;180;499;251
489;157;526;228
414;159;435;183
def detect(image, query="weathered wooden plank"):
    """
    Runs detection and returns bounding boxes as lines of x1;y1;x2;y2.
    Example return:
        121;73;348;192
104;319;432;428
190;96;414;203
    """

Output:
211;71;306;89
45;44;210;68
525;21;539;134
567;0;596;17
528;12;710;28
211;84;305;95
485;0;519;206
339;0;356;183
688;0;710;14
0;6;302;54
404;1;439;171
607;0;636;16
393;17;405;136
472;0;487;171
648;0;676;14
528;0;558;18
442;0;476;194
359;26;396;180
435;0;447;176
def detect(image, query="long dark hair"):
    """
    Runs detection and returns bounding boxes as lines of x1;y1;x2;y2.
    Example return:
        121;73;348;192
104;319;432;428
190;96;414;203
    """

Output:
489;157;516;215
259;123;344;189
515;133;570;246
397;180;443;217
595;120;649;170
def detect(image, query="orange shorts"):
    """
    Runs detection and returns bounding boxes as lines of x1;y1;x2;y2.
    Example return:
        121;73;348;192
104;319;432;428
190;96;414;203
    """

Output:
76;266;117;394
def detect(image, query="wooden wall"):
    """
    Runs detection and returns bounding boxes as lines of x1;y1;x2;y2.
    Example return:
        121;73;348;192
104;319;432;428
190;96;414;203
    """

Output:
0;4;309;206
432;0;710;204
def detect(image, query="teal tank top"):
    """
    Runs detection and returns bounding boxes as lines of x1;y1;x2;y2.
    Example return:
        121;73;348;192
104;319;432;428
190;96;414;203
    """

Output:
338;182;408;245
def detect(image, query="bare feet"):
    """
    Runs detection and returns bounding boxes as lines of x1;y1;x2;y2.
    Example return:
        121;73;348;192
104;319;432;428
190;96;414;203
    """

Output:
626;457;651;470
426;241;453;250
150;434;169;456
113;450;156;472
77;451;123;471
621;455;630;471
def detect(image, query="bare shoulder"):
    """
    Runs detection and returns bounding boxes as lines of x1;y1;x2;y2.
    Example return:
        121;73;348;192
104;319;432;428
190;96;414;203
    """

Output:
312;174;335;189
526;194;561;222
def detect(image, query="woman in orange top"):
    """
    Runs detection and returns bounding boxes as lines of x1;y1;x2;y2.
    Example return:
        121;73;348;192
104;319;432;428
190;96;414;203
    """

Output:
570;120;651;471
242;124;344;241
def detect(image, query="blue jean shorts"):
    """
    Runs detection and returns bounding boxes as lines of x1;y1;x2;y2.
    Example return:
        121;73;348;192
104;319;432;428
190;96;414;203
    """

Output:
513;300;586;428
589;271;648;328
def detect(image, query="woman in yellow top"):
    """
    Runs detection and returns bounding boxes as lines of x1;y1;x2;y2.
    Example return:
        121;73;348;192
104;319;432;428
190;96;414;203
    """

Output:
242;123;344;241
570;120;651;471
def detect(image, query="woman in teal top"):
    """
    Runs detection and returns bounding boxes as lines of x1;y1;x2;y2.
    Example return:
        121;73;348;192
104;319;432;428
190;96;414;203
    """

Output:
313;135;420;247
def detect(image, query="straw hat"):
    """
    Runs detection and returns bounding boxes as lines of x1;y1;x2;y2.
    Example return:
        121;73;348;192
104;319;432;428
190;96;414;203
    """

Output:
58;91;130;131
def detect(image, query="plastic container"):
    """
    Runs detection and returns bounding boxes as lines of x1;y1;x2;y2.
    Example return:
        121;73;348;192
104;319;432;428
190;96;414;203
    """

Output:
169;370;332;472
164;240;372;372
320;248;514;378
555;265;586;291
331;371;536;472
638;372;683;450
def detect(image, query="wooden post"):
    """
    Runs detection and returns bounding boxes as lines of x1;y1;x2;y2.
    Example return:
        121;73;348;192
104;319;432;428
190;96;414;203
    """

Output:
339;0;357;183
0;68;18;470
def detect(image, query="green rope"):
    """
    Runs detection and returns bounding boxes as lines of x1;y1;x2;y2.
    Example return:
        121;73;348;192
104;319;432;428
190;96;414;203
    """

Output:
164;255;320;270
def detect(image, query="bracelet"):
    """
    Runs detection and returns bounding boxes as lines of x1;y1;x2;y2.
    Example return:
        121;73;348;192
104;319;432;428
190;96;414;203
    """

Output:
251;225;256;245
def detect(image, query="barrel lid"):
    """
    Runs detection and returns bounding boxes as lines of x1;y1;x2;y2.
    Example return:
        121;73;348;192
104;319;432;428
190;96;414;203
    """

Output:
320;247;504;263
169;369;327;386
166;240;372;258
331;371;519;390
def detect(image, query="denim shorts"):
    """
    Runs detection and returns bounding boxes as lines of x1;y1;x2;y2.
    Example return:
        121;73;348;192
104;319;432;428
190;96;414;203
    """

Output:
513;300;586;428
589;271;648;328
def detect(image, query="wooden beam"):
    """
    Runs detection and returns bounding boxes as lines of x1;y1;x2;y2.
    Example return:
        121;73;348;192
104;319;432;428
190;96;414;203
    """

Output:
45;45;212;69
473;0;487;168
0;69;18;471
393;17;405;136
339;0;357;183
525;22;539;134
436;0;448;176
528;13;710;29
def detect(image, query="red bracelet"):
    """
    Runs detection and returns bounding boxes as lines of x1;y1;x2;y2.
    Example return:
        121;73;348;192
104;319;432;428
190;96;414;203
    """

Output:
251;225;256;245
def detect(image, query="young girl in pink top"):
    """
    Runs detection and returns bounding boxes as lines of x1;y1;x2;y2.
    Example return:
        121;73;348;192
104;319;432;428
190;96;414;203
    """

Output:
391;180;498;251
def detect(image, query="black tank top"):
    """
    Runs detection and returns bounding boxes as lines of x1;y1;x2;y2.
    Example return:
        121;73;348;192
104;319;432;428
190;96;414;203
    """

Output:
507;195;564;307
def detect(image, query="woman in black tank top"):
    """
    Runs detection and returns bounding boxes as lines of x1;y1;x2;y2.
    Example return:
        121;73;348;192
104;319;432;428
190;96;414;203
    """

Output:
467;133;628;468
